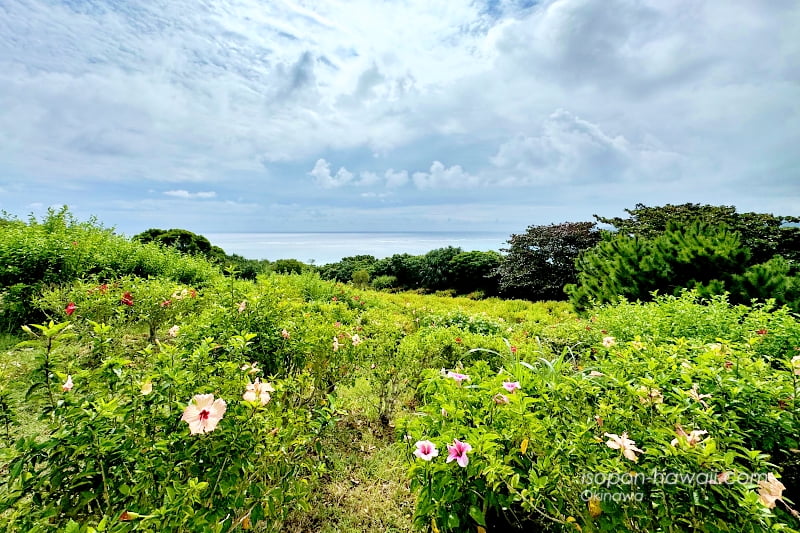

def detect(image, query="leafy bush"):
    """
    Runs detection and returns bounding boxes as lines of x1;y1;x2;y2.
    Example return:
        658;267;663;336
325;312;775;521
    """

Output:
351;269;370;288
2;324;336;532
0;208;218;331
402;335;800;532
371;275;398;291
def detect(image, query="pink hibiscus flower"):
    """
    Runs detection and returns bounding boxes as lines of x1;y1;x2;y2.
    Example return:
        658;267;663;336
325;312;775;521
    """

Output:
181;394;227;434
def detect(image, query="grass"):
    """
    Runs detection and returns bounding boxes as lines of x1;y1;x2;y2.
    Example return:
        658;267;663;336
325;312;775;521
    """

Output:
0;333;51;445
284;377;416;532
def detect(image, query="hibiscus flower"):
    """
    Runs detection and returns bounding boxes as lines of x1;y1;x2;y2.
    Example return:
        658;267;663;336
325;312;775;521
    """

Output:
181;394;227;434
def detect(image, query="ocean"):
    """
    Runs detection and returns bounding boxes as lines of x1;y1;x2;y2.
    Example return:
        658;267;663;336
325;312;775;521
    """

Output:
203;232;510;265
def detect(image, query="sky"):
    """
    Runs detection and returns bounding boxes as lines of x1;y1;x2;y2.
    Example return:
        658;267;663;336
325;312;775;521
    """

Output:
0;0;798;240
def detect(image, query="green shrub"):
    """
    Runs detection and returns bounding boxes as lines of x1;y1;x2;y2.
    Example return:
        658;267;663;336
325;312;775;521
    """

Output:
2;323;336;532
402;337;800;532
0;208;218;332
371;275;398;291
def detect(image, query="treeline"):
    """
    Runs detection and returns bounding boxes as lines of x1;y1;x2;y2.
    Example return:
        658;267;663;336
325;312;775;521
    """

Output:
314;203;800;312
5;203;796;330
495;203;799;311
133;203;800;310
132;228;324;280
316;248;501;296
565;204;800;311
132;229;502;296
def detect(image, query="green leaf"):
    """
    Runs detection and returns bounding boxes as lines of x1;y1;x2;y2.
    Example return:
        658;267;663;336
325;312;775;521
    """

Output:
468;505;486;527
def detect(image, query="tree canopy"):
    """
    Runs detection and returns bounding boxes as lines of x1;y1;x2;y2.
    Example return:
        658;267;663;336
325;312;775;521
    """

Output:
595;203;800;264
495;221;601;301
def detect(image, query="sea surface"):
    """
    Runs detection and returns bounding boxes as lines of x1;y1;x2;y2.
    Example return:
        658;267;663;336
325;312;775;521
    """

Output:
203;232;510;265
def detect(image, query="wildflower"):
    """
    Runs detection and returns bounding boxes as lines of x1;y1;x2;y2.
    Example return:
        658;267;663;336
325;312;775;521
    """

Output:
333;336;340;351
172;288;189;300
446;439;472;467
502;381;521;393
687;384;712;408
121;292;134;306
757;473;785;509
454;337;462;344
594;415;603;427
724;360;733;370
181;394;227;434
413;440;439;461
446;371;470;384
588;370;605;377
493;393;510;405
237;301;247;313
160;299;171;307
119;510;141;521
791;355;800;376
140;381;153;395
706;342;723;352
670;425;707;447
638;385;664;405
98;283;108;294
334;321;342;328
281;329;290;339
168;325;180;337
62;375;74;392
332;296;338;302
240;362;260;374
604;432;643;462
243;378;275;405
510;345;518;354
441;408;448;417
602;336;616;347
756;328;767;335
65;302;76;316
351;334;363;346
189;289;197;298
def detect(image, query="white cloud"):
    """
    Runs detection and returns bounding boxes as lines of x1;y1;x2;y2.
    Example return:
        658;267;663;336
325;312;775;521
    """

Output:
412;161;483;189
384;169;409;188
163;190;217;199
308;159;354;188
0;0;797;234
356;171;380;187
491;109;684;184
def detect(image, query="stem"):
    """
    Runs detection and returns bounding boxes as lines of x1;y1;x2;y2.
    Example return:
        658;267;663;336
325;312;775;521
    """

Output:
792;374;798;427
44;338;56;412
208;455;229;507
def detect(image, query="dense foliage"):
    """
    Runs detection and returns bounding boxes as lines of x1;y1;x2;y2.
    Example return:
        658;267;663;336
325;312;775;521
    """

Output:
566;220;800;312
404;292;800;532
595;203;800;264
133;228;270;280
495;221;601;301
321;249;500;296
0;208;217;332
1;209;799;532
